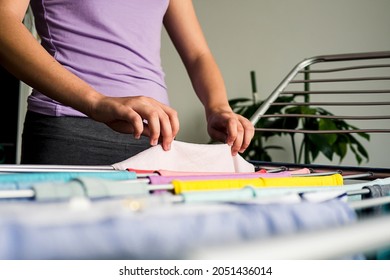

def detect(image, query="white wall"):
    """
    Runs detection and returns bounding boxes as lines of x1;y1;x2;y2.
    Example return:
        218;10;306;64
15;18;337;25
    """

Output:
161;0;390;168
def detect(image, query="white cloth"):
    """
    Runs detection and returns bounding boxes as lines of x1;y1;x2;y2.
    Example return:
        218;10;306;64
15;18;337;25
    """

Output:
112;140;255;173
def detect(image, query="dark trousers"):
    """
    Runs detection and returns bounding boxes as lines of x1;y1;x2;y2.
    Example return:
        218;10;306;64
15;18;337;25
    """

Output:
21;111;151;165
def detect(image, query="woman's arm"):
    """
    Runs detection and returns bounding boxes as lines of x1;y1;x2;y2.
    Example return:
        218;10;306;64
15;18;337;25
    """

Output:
163;0;254;155
0;0;178;150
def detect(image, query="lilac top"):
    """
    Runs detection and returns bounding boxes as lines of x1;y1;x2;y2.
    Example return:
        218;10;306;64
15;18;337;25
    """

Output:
29;0;170;116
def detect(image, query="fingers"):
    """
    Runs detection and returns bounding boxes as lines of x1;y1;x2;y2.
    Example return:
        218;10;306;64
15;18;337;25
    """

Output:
237;115;255;153
225;117;245;156
208;112;254;156
105;113;144;138
90;97;145;136
119;97;179;150
91;96;179;150
145;103;179;150
228;116;254;156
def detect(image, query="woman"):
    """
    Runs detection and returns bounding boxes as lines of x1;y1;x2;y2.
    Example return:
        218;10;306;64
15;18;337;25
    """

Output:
0;0;254;165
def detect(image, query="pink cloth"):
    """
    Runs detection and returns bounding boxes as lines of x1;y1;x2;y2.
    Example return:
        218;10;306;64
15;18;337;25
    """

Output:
156;170;263;176
112;141;255;173
289;168;311;175
149;171;292;185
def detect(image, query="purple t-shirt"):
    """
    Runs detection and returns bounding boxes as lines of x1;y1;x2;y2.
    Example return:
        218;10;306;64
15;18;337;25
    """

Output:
29;0;170;116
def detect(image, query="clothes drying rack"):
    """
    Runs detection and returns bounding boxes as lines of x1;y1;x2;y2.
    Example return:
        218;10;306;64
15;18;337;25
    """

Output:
190;50;390;259
183;51;390;259
247;51;390;180
0;51;390;260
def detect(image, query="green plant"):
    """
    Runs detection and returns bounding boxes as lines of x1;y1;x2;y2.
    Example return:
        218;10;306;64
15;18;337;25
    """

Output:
227;71;370;165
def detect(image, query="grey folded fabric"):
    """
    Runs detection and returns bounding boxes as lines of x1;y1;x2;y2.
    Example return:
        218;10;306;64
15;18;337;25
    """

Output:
362;184;390;199
360;184;390;216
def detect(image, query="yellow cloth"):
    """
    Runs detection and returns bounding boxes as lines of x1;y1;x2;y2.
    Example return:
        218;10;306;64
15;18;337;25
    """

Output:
172;174;343;194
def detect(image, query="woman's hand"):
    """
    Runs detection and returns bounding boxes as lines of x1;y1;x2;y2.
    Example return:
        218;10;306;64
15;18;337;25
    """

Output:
206;107;254;156
88;96;180;151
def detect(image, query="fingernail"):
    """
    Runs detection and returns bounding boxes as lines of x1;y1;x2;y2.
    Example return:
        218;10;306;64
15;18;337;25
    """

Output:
151;139;158;146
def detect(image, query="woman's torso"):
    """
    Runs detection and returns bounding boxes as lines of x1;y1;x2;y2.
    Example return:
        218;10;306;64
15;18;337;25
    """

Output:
29;0;170;116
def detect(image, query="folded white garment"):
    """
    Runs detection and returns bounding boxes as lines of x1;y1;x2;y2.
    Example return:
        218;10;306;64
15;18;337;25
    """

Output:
112;140;255;173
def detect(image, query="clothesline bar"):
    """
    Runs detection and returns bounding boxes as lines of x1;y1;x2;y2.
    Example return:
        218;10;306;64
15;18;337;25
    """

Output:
349;196;390;210
0;164;115;172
